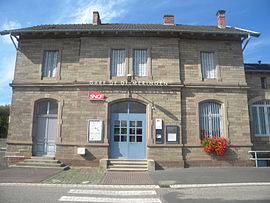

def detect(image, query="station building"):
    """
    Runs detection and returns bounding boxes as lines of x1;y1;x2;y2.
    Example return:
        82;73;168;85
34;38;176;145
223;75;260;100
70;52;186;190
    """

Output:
1;10;268;169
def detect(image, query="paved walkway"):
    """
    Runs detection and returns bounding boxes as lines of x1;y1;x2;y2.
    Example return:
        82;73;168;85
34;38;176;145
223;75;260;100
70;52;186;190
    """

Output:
0;168;62;183
100;171;154;185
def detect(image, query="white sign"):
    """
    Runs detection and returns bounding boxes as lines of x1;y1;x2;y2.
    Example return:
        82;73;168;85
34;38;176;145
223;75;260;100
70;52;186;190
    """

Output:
167;133;177;142
155;119;163;129
88;120;103;142
89;81;168;86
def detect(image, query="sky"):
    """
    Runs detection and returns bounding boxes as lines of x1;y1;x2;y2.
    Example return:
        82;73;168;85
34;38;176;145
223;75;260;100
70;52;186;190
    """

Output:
0;0;269;105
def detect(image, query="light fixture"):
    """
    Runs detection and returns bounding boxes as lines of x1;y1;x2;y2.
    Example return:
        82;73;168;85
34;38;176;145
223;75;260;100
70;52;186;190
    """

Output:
127;74;132;82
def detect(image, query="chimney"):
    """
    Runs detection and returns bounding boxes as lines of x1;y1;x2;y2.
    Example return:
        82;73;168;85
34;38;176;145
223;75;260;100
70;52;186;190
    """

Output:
93;11;101;25
216;10;226;28
163;14;174;25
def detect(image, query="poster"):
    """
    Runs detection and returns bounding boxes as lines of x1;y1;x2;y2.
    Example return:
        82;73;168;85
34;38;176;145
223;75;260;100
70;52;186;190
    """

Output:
88;120;103;142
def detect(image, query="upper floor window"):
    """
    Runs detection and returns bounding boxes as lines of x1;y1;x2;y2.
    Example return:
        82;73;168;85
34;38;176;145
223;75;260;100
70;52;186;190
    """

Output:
199;101;222;138
133;49;148;76
42;51;59;78
252;100;270;136
111;49;125;77
261;77;267;89
201;52;216;79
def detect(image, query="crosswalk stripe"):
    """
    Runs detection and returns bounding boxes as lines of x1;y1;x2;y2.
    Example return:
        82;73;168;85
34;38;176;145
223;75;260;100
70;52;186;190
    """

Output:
59;196;162;203
68;189;157;196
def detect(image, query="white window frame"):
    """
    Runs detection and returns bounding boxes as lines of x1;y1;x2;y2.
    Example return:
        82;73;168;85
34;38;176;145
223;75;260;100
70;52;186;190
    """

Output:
201;52;216;79
133;49;148;77
199;101;222;138
110;49;126;77
252;100;270;136
42;50;59;78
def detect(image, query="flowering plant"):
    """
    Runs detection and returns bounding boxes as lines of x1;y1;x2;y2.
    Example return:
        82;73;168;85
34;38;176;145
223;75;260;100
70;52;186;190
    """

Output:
201;135;229;156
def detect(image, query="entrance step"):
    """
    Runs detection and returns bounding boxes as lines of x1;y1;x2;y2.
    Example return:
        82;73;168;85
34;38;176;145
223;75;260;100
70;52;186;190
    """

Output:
10;157;69;170
105;159;154;171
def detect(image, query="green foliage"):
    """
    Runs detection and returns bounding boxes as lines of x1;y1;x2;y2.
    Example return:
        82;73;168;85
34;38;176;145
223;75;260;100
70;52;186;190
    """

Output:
0;105;10;138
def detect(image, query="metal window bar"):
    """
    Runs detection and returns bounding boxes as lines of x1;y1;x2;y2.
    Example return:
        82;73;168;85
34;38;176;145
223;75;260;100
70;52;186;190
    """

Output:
248;151;270;167
200;102;221;138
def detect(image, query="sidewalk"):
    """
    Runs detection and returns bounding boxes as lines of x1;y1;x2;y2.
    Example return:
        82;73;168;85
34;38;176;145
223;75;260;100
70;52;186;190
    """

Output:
1;166;270;185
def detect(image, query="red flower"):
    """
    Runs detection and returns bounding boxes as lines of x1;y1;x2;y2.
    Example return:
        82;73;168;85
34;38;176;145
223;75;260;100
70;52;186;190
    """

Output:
201;135;229;156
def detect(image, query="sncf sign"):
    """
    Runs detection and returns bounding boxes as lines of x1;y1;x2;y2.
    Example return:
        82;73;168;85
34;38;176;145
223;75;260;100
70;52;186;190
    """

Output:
88;91;105;101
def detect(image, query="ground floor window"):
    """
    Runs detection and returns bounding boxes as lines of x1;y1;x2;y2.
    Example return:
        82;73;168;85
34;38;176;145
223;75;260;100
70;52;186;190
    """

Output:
252;100;270;136
199;101;222;138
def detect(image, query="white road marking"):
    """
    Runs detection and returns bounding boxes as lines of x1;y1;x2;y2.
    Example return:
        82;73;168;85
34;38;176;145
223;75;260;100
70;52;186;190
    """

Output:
171;182;270;188
59;196;162;203
68;189;157;195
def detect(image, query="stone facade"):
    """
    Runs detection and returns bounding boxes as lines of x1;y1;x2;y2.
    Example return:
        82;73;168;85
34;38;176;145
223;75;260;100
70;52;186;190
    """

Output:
4;15;264;168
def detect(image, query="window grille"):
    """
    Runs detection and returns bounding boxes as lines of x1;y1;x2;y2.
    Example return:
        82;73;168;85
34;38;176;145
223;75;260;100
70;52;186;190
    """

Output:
133;49;147;76
252;100;270;136
201;52;216;79
111;49;125;76
200;102;222;137
42;51;58;77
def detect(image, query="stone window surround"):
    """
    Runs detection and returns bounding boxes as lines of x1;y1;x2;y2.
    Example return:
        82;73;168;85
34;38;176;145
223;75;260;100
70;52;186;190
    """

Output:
249;96;270;141
107;46;152;81
198;50;222;82
39;46;62;81
196;98;228;140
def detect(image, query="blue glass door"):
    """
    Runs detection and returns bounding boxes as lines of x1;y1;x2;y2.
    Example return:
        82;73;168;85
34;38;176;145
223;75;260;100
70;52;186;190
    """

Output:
109;101;146;159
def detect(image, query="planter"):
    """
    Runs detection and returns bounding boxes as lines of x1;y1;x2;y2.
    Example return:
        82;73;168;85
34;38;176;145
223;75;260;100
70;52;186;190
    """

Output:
201;136;229;156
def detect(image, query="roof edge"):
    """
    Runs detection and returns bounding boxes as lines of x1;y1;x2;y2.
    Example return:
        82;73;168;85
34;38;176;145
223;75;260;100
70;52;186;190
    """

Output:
226;26;260;37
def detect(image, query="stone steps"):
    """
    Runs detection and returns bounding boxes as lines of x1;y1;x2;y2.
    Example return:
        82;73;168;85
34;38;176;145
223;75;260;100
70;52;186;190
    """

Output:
10;157;69;170
107;159;149;171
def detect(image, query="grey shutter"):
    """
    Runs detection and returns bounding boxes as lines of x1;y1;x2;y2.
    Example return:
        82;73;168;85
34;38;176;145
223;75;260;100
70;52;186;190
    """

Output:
42;51;58;77
201;52;216;79
111;49;125;76
134;49;147;76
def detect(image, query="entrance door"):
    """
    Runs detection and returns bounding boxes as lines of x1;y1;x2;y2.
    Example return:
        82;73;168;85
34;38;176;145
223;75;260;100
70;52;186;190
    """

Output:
109;101;146;159
33;100;58;157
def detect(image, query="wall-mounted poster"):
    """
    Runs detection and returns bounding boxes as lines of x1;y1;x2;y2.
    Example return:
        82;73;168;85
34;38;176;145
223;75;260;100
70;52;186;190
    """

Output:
166;125;179;144
88;120;103;142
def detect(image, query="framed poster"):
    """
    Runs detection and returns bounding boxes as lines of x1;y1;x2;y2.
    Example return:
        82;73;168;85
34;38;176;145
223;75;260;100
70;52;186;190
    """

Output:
88;120;103;142
166;125;179;144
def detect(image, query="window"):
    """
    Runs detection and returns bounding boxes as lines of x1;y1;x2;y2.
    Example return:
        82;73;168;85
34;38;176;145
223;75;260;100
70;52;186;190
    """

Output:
199;102;222;137
252;100;270;136
201;52;216;79
37;100;58;116
133;49;148;76
261;77;267;89
42;51;59;78
111;49;125;77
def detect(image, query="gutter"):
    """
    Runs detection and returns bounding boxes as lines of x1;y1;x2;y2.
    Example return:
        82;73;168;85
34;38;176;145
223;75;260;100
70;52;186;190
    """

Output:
242;34;251;51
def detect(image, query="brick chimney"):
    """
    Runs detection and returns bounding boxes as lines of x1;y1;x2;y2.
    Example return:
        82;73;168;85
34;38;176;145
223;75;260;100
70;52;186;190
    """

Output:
216;10;226;28
163;14;174;25
93;11;101;25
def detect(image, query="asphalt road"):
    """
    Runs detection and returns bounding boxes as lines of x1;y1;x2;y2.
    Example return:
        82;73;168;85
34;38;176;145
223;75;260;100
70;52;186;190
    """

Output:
0;184;269;203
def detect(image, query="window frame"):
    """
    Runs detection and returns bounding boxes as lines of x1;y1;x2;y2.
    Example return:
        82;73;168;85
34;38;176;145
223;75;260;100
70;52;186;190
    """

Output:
109;48;127;78
40;49;61;80
261;77;267;89
200;51;217;80
252;100;270;137
199;101;223;138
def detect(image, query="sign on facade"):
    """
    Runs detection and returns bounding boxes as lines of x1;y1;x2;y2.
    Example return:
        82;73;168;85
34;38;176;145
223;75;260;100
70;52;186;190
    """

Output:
88;91;105;100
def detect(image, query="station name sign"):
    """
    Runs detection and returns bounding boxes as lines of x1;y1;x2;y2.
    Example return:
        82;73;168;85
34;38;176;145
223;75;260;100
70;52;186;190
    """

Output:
89;81;168;86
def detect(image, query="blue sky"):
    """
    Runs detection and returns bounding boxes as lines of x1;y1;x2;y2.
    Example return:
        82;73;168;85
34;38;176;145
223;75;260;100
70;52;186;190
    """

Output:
0;0;269;105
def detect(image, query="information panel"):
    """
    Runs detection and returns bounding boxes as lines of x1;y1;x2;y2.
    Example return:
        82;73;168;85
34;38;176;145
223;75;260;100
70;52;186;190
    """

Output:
88;120;103;142
166;125;179;144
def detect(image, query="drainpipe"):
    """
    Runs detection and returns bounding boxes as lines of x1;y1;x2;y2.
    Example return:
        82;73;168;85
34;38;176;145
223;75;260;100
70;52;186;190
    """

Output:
242;34;251;52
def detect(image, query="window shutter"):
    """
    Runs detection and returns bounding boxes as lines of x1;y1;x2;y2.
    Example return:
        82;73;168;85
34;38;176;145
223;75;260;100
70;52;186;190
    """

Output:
134;49;147;76
201;52;216;79
111;49;125;76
